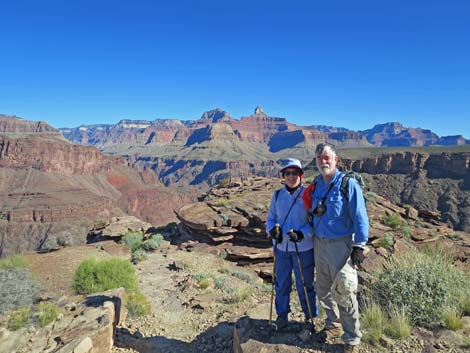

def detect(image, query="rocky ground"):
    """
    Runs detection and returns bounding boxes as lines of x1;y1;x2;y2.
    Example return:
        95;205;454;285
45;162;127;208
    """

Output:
107;240;469;353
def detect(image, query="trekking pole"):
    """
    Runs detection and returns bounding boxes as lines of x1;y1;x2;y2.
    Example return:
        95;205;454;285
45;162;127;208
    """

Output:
268;223;280;334
289;229;315;332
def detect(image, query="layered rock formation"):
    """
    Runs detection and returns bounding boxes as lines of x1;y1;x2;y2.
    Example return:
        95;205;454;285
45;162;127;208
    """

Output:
0;116;196;257
338;151;470;231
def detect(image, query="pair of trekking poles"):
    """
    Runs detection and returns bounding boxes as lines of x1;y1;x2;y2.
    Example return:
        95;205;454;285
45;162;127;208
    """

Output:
268;223;315;334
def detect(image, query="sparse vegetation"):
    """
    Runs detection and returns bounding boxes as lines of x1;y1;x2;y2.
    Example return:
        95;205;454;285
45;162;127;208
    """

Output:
372;246;470;326
400;225;412;238
121;231;144;252
378;232;394;249
0;268;40;316
227;286;254;303
218;177;230;187
126;291;151;317
442;307;463;331
214;198;228;207
382;213;404;230
131;249;148;264
364;191;379;203
142;233;164;251
384;309;411;339
360;301;385;345
0;255;30;270
73;258;138;295
35;301;62;327
446;233;462;241
6;306;31;331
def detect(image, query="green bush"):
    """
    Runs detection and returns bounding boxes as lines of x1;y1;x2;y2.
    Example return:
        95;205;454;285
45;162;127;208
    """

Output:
382;213;404;230
0;269;40;315
400;225;412;238
458;293;470;316
360;301;384;346
142;233;164;251
378;232;394;249
131;250;148;264
0;255;30;270
372;249;470;326
7;306;31;331
227;287;254;303
121;232;144;252
57;234;73;247
364;191;379;203
35;302;62;327
442;307;463;331
73;258;138;295
126;291;151;317
198;278;211;289
384;309;411;339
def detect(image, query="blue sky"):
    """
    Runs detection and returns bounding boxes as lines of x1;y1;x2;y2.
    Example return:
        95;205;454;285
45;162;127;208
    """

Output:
1;0;469;137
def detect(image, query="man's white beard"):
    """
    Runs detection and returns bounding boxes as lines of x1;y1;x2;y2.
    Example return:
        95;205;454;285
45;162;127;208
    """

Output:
320;165;331;175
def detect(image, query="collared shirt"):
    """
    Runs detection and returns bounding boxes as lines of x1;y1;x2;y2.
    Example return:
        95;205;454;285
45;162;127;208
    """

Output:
310;170;369;246
266;184;314;252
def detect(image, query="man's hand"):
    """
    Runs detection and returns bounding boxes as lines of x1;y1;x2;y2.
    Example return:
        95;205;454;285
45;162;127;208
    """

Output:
288;229;304;243
268;224;283;243
351;247;365;268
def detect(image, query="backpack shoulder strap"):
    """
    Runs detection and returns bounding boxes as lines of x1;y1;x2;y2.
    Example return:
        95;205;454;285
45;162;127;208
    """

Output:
340;172;351;200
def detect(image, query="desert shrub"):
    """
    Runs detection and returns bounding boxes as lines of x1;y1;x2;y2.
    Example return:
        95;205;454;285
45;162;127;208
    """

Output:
378;232;394;249
198;278;211;289
458;293;470;316
218;251;228;259
372;248;470;326
142;233;164;251
360;301;385;345
442;307;463;330
400;225;412;238
364;191;379;203
384;309;411;339
446;233;462;241
126;291;151;317
227;286;254;303
382;213;404;230
41;237;60;252
131;250;148;264
73;258;138;295
57;234;73;247
35;302;62;327
121;232;144;252
6;306;31;331
0;269;40;316
214;198;228;207
214;277;233;294
0;255;30;270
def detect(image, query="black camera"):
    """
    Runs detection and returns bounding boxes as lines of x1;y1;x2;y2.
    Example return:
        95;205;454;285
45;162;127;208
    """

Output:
313;201;327;217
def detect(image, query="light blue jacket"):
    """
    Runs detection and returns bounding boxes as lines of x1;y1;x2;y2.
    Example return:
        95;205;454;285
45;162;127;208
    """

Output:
310;169;369;246
266;185;314;252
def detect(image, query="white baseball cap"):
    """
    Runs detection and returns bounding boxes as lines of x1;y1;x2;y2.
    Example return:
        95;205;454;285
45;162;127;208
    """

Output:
281;158;303;174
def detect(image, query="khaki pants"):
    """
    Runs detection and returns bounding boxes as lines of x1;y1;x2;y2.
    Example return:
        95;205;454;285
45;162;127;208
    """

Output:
314;235;362;345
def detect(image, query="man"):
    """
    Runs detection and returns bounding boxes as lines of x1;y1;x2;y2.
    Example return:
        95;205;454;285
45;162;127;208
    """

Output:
309;143;368;353
266;158;318;331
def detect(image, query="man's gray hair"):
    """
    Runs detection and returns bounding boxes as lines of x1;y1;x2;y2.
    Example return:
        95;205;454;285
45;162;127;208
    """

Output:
315;142;337;156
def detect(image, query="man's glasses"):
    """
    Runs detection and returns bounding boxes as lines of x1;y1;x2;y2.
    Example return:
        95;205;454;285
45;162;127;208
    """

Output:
283;170;300;177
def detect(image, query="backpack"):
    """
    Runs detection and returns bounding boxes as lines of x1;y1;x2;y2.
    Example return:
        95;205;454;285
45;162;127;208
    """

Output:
301;171;365;210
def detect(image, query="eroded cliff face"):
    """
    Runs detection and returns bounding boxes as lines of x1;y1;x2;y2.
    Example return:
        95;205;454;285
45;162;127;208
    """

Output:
340;151;470;231
0;119;195;256
0;115;60;134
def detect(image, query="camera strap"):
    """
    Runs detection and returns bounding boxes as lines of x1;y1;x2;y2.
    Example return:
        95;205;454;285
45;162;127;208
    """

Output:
277;186;303;230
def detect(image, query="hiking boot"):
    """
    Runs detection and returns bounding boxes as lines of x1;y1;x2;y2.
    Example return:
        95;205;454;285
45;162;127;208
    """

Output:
304;317;316;332
343;344;360;353
315;326;344;343
273;316;288;331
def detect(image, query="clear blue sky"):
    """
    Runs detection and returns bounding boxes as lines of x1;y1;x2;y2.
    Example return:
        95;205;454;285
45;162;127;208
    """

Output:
1;0;469;137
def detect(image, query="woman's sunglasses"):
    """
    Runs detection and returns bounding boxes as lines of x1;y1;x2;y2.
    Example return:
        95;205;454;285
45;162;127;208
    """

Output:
283;170;300;177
